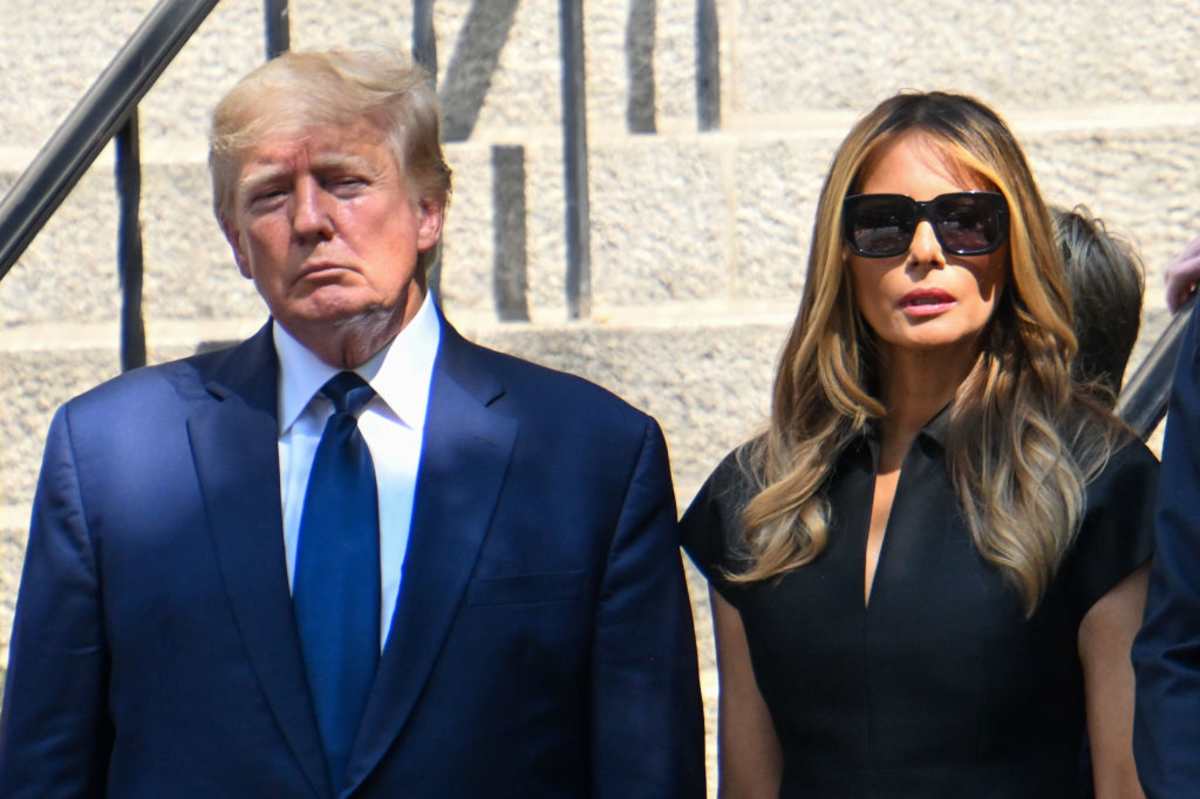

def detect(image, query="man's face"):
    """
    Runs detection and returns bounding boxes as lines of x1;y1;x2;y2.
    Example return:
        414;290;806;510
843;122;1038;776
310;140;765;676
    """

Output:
223;120;442;358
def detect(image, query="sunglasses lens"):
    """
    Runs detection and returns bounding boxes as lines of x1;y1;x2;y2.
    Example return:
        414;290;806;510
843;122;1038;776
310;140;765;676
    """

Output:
845;192;1008;257
847;197;913;257
933;194;1005;254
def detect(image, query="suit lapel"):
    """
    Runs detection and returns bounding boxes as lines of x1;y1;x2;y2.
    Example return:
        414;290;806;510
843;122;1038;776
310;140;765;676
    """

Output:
342;322;517;795
187;324;331;799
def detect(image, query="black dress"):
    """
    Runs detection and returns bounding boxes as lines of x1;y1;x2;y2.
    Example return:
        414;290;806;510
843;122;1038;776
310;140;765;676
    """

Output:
681;413;1157;798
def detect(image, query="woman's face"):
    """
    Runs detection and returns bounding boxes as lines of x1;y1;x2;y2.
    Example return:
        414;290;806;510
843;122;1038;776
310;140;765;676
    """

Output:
846;132;1008;364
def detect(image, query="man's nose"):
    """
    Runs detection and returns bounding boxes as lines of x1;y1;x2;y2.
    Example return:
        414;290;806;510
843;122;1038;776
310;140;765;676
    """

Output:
292;178;334;240
909;220;947;268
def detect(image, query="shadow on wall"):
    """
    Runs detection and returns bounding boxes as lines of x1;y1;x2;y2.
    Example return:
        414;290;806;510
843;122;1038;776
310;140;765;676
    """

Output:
432;0;721;322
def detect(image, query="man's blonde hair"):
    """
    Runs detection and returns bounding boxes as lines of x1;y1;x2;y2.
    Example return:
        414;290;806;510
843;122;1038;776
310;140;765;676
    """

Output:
209;48;452;270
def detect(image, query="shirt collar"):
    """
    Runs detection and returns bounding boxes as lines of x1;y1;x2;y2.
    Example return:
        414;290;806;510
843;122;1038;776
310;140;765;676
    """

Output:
274;290;442;434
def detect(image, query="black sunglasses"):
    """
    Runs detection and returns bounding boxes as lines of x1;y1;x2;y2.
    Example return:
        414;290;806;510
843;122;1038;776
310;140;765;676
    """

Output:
842;191;1010;258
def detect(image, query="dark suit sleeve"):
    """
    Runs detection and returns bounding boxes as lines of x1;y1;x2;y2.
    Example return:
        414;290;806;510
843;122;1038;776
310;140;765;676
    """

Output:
1134;300;1200;798
0;406;111;796
589;418;705;799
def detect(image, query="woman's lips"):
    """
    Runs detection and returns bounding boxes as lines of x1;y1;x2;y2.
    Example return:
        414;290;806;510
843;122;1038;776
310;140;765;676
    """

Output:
899;288;956;317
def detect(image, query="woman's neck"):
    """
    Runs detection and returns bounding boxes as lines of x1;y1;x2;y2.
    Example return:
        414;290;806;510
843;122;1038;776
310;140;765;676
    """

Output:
877;341;977;466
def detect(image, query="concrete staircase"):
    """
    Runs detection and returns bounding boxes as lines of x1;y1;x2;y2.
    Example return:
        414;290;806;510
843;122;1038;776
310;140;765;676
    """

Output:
2;1;1199;782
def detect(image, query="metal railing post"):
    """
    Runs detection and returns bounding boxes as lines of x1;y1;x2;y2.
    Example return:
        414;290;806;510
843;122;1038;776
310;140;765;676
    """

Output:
696;0;720;131
265;0;290;59
626;0;657;133
413;0;437;77
115;110;147;372
559;0;591;319
413;0;442;297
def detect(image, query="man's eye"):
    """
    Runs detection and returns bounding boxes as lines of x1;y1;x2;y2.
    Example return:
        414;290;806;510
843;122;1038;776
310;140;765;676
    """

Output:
249;188;287;206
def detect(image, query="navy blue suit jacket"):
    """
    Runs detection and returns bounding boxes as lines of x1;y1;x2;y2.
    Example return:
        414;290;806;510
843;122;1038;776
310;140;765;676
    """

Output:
1135;299;1200;798
0;317;704;798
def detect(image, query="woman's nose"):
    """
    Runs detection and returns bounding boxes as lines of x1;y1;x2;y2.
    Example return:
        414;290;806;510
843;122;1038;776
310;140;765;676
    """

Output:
909;220;946;268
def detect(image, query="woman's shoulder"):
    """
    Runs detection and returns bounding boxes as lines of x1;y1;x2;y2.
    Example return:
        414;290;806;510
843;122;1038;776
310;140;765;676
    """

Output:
1061;428;1158;618
705;440;764;498
1086;424;1159;497
679;440;764;592
1059;394;1159;503
690;438;770;525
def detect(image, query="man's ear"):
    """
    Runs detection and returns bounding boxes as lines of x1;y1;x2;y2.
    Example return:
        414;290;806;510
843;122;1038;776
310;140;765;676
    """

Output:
221;216;252;279
415;198;445;252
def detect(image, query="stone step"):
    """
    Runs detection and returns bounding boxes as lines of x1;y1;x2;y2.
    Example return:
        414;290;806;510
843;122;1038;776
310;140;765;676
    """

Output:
0;302;1174;516
3;119;1197;339
0;315;790;510
5;0;1200;152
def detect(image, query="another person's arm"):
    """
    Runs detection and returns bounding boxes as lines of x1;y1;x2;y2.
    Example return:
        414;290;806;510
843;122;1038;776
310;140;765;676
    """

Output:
1134;301;1200;797
1080;566;1149;799
0;407;112;797
1163;235;1200;312
711;589;782;799
590;419;705;799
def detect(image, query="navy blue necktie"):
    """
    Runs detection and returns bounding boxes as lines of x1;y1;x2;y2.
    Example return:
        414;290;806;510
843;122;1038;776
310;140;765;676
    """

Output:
293;371;381;790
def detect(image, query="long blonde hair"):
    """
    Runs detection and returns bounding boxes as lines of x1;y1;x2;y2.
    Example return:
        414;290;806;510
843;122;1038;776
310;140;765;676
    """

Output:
735;92;1122;614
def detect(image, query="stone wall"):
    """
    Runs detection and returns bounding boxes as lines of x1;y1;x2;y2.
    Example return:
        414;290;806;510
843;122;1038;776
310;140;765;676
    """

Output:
2;0;1197;788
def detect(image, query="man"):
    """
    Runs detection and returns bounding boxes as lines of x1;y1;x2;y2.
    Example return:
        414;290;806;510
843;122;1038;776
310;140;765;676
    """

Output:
0;49;704;798
1134;295;1200;798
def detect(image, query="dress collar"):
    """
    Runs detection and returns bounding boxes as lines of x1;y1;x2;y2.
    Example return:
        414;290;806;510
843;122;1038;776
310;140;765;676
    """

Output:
919;402;952;447
862;401;952;450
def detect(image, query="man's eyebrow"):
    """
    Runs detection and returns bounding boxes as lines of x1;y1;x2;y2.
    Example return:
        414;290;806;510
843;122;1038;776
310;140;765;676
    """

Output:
237;164;289;196
237;152;375;198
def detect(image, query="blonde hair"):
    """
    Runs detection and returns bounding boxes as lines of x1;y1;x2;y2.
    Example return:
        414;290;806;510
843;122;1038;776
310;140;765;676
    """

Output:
208;48;452;272
735;92;1122;614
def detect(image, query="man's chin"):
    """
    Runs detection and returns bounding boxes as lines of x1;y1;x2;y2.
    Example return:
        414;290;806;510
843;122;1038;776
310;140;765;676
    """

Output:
283;292;385;327
300;300;400;334
271;287;419;352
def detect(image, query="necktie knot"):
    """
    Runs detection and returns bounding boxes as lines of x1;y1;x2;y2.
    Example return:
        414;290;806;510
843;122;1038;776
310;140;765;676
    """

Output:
321;371;375;416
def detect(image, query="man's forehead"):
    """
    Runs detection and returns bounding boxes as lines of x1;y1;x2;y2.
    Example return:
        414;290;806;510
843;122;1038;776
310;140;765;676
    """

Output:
237;122;390;173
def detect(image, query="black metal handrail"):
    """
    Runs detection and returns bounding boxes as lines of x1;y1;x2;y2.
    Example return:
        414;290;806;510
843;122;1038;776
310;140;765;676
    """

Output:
1117;297;1196;439
0;0;219;284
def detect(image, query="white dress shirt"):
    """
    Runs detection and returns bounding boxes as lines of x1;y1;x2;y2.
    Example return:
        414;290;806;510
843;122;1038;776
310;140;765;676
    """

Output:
274;292;440;650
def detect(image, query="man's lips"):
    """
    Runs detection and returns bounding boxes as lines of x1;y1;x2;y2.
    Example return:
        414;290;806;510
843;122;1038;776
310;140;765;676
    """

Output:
899;288;956;316
297;262;352;280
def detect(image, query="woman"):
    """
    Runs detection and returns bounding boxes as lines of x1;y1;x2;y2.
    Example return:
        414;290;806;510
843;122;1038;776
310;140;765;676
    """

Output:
682;92;1155;798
